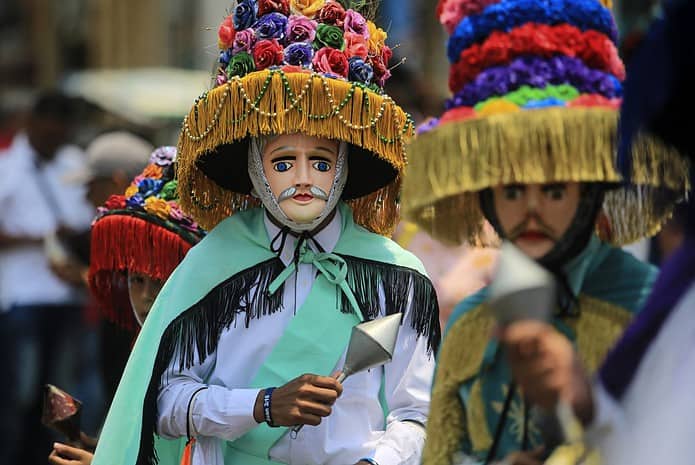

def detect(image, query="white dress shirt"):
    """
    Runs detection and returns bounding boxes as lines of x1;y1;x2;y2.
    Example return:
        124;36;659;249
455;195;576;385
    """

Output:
157;209;435;465
587;283;695;465
0;133;94;311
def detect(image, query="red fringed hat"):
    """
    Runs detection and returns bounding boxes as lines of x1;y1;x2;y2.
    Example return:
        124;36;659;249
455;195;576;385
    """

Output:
88;147;206;331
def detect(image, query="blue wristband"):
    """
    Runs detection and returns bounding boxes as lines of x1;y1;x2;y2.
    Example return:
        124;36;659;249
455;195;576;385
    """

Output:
360;458;379;465
263;387;276;427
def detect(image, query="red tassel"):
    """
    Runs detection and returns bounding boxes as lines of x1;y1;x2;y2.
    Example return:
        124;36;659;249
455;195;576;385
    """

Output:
88;215;195;330
180;437;196;465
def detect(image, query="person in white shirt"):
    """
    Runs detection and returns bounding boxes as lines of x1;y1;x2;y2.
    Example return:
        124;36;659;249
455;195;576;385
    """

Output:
0;91;95;465
90;4;440;464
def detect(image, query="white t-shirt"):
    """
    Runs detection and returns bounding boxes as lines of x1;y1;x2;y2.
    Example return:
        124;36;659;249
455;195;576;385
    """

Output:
0;133;95;311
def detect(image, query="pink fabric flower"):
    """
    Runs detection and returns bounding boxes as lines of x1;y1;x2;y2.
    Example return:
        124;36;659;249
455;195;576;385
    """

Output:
287;15;318;43
439;0;500;34
233;28;257;54
343;9;370;39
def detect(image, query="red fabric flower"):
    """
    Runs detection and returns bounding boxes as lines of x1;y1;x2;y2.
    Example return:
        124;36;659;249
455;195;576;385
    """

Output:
280;65;311;74
312;47;349;77
568;94;622;109
104;195;127;210
317;1;346;27
448;23;626;93
218;15;236;49
439;106;477;124
258;0;290;16
368;45;393;87
253;39;284;70
344;31;368;59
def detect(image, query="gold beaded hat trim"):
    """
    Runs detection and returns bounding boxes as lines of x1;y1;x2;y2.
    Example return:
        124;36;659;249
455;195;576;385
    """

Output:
176;0;414;235
177;68;414;234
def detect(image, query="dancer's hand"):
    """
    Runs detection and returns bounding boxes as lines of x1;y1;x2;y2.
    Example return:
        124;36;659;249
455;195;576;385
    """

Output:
253;373;343;427
49;443;94;465
498;321;594;425
500;446;545;465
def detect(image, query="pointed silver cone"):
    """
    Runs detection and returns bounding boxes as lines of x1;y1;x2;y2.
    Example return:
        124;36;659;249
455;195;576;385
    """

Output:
488;241;556;325
290;313;403;436
341;312;403;379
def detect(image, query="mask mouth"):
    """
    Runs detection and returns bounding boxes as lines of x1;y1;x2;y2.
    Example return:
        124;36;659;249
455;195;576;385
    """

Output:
277;185;330;203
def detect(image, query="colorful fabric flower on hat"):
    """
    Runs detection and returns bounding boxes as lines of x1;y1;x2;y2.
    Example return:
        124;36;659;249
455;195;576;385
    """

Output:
214;0;394;88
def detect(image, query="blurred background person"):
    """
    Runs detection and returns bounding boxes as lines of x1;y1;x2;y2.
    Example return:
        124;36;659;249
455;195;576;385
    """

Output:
0;90;95;465
499;2;695;464
49;146;205;465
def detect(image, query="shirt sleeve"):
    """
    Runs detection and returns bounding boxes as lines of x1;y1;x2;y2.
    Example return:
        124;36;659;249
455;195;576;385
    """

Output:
372;286;436;465
583;380;625;450
156;346;262;442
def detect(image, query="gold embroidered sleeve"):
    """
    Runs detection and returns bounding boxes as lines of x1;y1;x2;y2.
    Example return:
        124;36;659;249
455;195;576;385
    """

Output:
423;306;494;465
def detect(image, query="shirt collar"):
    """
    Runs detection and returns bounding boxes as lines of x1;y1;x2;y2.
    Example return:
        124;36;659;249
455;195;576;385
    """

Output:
264;208;343;266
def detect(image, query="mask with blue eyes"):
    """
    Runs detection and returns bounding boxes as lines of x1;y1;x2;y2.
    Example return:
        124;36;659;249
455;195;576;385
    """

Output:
248;135;349;232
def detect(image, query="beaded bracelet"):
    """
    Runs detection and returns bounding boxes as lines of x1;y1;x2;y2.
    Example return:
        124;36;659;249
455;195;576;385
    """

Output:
263;387;276;427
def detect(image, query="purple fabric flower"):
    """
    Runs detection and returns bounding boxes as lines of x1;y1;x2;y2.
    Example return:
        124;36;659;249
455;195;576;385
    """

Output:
149;146;176;166
234;0;258;30
348;56;373;84
416;117;441;135
286;15;317;43
445;55;623;109
284;42;314;67
233;29;257;54
126;193;145;210
343;9;370;39
253;12;288;41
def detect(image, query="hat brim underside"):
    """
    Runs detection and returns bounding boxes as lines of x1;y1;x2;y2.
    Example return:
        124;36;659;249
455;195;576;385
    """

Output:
196;139;398;200
402;106;690;246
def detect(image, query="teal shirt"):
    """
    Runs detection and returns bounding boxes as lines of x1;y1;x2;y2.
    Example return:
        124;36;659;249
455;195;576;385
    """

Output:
434;237;657;464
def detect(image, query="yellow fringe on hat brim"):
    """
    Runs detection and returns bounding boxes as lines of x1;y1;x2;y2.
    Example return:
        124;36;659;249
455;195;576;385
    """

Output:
176;70;413;234
401;107;690;246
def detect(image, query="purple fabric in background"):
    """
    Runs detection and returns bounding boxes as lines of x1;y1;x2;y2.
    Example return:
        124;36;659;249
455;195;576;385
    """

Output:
445;55;622;109
599;239;695;400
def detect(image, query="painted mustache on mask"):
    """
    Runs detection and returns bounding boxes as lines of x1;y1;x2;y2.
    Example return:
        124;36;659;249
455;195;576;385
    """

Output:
277;185;330;202
508;214;557;241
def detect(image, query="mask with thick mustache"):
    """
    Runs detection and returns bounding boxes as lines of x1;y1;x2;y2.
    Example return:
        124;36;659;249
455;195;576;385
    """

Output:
507;214;558;242
247;135;349;232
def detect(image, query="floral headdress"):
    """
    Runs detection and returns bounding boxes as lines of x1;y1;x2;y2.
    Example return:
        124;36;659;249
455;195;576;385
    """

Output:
402;0;689;246
176;0;414;236
89;147;206;330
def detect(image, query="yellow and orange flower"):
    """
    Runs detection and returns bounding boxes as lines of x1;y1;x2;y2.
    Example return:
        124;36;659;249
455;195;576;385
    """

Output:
143;196;171;220
125;185;139;198
141;164;163;180
290;0;324;18
367;21;388;54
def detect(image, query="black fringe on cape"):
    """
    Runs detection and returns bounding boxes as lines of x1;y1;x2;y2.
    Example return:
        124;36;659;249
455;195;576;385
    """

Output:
137;255;440;465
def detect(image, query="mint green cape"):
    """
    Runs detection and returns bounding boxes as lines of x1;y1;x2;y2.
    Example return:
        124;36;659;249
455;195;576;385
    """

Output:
93;203;439;465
